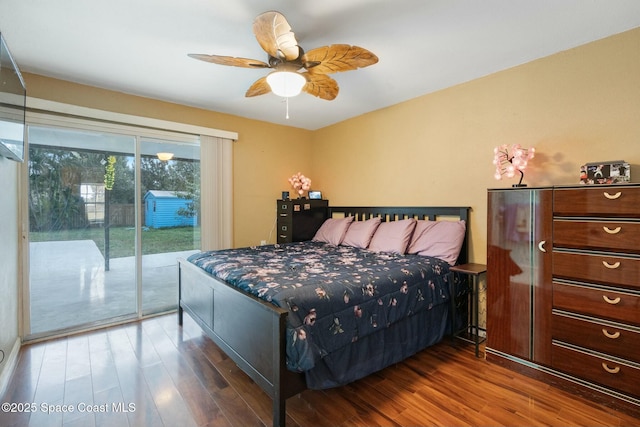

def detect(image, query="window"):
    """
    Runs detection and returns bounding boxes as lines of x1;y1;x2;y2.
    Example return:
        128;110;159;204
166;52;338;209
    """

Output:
80;183;105;224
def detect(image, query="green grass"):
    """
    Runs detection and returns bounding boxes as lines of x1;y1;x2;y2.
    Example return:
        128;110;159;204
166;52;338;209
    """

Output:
30;226;200;258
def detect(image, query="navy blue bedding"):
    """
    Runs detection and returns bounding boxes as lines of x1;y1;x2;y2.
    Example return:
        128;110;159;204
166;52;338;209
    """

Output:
187;241;452;387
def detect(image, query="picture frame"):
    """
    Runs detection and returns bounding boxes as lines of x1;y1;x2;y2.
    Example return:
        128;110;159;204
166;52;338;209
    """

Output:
579;161;630;185
308;190;322;200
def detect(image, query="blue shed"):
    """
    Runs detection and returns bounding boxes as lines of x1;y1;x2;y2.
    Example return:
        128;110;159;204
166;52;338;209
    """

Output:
143;190;197;228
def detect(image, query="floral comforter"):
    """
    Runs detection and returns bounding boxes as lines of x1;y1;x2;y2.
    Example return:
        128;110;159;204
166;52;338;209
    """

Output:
187;241;451;373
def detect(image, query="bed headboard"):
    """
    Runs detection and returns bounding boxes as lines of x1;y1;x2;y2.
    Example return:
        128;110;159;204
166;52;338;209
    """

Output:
327;206;471;265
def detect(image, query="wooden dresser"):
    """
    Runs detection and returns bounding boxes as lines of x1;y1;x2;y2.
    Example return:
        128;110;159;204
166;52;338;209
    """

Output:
276;199;328;243
551;184;640;400
487;184;640;409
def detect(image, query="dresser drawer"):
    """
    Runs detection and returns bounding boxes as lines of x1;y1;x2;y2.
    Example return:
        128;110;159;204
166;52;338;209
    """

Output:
552;313;640;361
276;222;292;243
553;282;640;325
277;215;292;226
553;220;640;254
277;201;291;214
552;342;640;397
553;251;640;290
554;186;640;218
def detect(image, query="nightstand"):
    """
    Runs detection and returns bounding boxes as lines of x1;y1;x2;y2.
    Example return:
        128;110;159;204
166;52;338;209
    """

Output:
450;263;487;357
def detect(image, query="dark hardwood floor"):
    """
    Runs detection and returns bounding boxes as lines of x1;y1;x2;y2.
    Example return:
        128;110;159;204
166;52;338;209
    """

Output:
1;313;638;427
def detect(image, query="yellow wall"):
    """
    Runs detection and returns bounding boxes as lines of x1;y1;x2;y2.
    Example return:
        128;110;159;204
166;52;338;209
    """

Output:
24;26;640;259
312;27;640;264
24;74;313;248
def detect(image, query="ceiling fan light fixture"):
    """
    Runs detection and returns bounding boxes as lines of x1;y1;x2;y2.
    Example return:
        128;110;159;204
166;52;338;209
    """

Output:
157;152;174;161
266;71;306;97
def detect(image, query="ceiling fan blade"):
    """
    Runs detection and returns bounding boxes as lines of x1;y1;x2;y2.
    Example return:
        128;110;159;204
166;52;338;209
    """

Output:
188;54;269;68
302;73;339;100
253;11;300;61
302;44;378;74
245;76;272;97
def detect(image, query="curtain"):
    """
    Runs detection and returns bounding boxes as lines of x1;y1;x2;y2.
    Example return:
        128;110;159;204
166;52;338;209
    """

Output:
200;135;233;250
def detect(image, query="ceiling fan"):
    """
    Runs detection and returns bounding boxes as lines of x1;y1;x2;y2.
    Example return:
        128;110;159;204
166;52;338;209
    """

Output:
188;11;378;101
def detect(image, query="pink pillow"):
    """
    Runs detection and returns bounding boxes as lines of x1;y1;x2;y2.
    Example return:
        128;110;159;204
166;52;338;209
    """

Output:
407;220;466;265
312;216;354;245
368;219;417;254
341;217;382;248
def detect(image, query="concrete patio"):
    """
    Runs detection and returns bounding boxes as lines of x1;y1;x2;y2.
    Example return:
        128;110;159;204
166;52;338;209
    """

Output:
29;240;198;335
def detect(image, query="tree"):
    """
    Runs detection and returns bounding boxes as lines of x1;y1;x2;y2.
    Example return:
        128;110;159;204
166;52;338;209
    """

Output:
174;161;200;223
28;148;201;234
109;155;134;204
28;147;86;231
140;156;201;222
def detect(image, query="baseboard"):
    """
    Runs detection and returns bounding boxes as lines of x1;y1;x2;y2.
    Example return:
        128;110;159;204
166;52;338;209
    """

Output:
0;338;21;399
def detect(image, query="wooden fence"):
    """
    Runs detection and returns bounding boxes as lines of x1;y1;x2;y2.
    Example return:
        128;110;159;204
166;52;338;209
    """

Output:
108;204;137;226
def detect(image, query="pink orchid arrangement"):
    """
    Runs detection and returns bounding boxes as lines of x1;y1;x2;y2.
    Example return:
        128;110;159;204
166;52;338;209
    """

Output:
288;172;311;197
493;144;535;186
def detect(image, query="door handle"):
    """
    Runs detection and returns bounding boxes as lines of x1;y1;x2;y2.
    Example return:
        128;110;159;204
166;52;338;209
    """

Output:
603;191;622;200
538;240;546;253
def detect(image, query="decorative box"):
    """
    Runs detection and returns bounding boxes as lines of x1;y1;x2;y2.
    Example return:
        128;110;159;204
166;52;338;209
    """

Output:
579;161;630;185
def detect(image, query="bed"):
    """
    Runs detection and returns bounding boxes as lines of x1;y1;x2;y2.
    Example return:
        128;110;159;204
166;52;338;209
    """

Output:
177;205;470;427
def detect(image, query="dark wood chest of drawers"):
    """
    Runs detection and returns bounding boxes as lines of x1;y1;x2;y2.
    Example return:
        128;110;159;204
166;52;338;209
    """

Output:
552;184;640;400
276;199;328;243
487;184;640;409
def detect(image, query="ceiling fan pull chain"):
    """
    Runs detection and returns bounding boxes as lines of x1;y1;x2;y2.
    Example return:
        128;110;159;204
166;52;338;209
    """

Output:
286;97;290;119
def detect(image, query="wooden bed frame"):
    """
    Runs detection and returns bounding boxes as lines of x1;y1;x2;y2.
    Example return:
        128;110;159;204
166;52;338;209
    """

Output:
177;206;470;427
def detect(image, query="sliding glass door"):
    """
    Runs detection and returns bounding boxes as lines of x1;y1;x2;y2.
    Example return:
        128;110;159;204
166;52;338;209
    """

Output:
26;125;200;337
140;138;200;315
28;126;137;335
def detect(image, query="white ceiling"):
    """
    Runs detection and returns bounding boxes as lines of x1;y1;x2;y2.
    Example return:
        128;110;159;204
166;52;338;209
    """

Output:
1;0;640;130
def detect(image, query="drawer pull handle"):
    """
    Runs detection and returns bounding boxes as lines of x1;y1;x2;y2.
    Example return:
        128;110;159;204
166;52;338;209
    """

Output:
603;226;621;234
602;261;621;269
602;363;620;374
602;329;621;339
603;191;622;200
603;295;621;305
538;240;547;253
